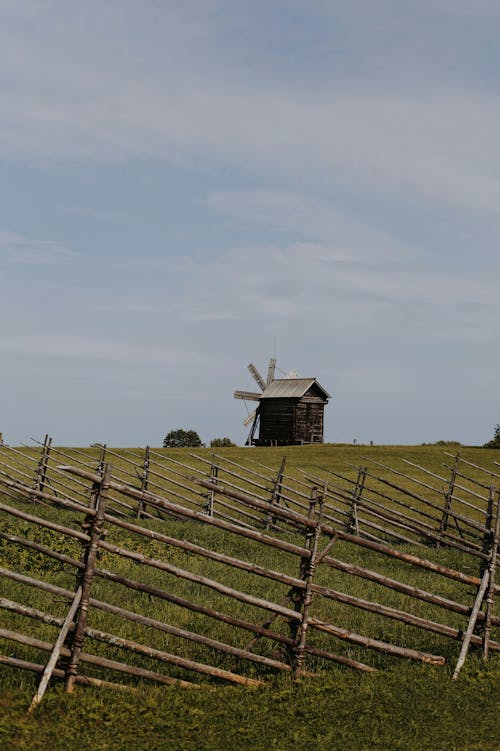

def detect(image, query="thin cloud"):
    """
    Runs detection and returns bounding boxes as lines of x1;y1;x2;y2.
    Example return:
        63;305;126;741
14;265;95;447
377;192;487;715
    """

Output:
58;205;131;221
0;332;210;367
0;231;79;265
1;5;500;215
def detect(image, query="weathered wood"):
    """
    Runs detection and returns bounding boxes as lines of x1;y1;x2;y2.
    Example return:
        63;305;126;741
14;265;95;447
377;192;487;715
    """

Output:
59;465;310;558
65;464;110;693
302;644;376;673
28;586;82;712
98;537;302;621
1;596;290;674
437;453;459;545
6;565;499;660
1;565;298;650
193;476;500;590
452;569;489;680
308;619;446;664
483;495;500;659
266;455;287;531
136;445;150;519
102;513;305;591
204;452;276;483
320;554;500;625
0;628;198;688
293;484;326;674
122;469;500;594
0;463;88;509
446;453;500;481
0;654;136;692
403;456;491;503
234;390;261;401
364;465;488;536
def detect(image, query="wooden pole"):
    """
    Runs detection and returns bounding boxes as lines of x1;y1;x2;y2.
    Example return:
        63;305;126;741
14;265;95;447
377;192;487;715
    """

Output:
136;445;150;519
204;456;218;517
482;492;500;660
30;434;51;502
65;463;110;693
293;482;326;675
266;455;287;531
28;586;82;712
482;485;496;558
346;466;366;535
1;628;198;689
438;452;459;546
452;569;489;680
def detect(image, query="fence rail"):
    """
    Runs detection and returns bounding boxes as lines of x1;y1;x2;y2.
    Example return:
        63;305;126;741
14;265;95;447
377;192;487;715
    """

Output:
0;439;499;707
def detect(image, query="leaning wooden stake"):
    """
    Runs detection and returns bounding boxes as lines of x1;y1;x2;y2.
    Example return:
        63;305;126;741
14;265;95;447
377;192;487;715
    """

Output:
64;463;110;693
28;586;82;712
452;568;489;680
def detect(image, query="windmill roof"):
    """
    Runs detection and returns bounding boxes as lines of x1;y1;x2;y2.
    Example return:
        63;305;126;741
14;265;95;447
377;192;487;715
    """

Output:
260;378;330;400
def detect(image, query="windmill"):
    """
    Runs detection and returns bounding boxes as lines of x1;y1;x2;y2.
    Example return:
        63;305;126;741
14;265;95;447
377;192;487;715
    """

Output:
234;358;299;445
234;358;276;445
234;358;330;446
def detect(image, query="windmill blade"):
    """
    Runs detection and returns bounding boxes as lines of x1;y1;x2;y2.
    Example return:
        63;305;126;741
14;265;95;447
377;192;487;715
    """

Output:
248;363;266;391
284;369;298;379
243;409;257;427
245;410;260;446
266;357;276;385
234;390;261;401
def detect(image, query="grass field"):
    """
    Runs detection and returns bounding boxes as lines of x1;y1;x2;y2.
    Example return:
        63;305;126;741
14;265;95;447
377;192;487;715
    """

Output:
1;443;499;751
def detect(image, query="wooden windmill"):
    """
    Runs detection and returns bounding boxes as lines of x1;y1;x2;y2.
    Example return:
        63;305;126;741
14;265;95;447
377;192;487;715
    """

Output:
234;359;330;446
234;358;276;445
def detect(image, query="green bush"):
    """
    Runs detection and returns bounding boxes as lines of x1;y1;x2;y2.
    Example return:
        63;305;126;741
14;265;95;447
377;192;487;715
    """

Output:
210;437;236;448
483;424;500;448
163;429;203;448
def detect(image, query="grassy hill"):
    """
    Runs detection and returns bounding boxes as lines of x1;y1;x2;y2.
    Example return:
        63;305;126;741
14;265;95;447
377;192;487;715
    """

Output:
1;443;499;751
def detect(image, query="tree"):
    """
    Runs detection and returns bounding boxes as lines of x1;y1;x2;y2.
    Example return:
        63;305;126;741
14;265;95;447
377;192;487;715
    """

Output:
163;429;203;448
483;424;500;448
210;437;236;448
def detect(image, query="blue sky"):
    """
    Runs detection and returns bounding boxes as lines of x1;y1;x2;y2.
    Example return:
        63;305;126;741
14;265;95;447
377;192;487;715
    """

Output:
1;1;500;446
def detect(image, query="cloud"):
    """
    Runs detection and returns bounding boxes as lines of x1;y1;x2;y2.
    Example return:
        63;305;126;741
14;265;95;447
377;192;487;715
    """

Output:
204;189;416;261
0;230;78;265
58;205;131;221
1;4;500;216
0;331;209;367
167;239;500;341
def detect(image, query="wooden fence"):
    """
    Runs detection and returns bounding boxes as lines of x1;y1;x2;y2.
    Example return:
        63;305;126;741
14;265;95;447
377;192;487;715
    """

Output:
0;439;499;707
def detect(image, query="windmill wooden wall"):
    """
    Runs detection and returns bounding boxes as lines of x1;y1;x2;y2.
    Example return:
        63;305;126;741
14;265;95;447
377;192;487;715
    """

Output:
256;379;329;446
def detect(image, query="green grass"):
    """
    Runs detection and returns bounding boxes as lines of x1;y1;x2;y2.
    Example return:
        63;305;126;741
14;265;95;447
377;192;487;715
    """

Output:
1;443;499;750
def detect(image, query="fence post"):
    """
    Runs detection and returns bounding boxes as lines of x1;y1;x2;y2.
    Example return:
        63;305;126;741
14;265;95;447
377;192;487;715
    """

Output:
437;452;459;546
482;485;496;559
136;445;150;519
346;466;366;536
266;455;287;531
31;435;52;502
291;482;326;676
64;463;111;693
204;456;218;517
482;491;500;660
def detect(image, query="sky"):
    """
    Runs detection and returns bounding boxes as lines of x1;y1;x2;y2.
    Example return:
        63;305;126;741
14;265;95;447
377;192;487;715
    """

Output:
1;1;500;447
